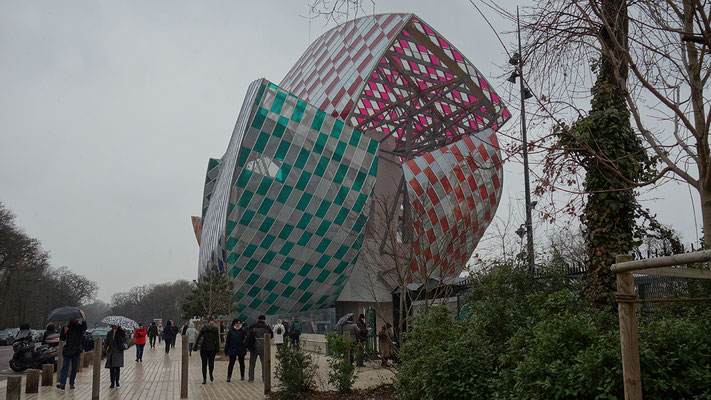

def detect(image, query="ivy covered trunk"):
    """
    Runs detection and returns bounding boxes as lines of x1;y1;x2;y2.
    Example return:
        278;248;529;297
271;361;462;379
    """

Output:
562;0;651;312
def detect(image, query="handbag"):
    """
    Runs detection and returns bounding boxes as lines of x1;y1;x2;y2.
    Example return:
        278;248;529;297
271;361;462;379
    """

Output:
197;335;204;348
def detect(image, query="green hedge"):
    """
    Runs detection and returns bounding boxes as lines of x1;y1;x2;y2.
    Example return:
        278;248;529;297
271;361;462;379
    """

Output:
395;265;711;400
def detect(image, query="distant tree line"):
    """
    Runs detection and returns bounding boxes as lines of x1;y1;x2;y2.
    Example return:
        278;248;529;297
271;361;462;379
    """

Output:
110;280;194;325
0;203;98;329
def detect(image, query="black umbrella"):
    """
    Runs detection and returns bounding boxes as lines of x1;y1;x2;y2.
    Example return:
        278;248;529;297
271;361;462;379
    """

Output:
47;306;82;321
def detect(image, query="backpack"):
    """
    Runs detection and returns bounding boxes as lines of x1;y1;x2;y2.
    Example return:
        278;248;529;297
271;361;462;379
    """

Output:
276;325;283;335
292;322;302;332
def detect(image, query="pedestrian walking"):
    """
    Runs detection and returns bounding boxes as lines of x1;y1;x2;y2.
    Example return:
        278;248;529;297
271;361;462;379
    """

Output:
195;319;220;384
341;315;361;365
273;319;285;350
157;322;163;343
281;319;290;347
219;321;225;343
247;315;273;382
289;316;301;350
171;320;178;348
186;322;199;356
148;322;158;348
133;322;147;362
104;324;127;388
355;314;369;367
224;319;247;382
56;310;87;390
378;323;395;367
162;320;177;354
181;323;188;336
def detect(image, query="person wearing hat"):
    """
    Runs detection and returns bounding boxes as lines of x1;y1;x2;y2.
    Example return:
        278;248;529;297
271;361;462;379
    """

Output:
246;315;273;382
133;322;147;362
104;324;127;388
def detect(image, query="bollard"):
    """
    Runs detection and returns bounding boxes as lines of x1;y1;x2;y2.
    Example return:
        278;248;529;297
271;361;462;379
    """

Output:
92;337;102;400
26;369;40;393
42;363;54;386
180;335;188;399
56;340;64;384
6;376;21;400
264;333;272;395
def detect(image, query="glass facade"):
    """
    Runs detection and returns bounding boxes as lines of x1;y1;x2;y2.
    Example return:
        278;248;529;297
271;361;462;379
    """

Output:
198;79;379;321
195;13;509;322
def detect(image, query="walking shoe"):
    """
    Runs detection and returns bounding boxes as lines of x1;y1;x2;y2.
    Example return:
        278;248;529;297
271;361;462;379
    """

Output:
202;379;206;384
56;384;65;390
70;385;75;389
210;375;214;382
110;383;115;389
241;375;244;380
226;377;231;382
116;382;120;387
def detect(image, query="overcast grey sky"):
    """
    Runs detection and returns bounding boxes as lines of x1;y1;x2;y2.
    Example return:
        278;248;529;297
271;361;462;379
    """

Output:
0;0;698;302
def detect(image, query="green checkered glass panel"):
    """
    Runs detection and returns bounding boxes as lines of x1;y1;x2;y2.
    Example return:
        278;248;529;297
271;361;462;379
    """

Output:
218;79;379;322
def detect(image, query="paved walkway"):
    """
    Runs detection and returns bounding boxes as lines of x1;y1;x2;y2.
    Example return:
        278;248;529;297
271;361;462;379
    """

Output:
0;344;394;399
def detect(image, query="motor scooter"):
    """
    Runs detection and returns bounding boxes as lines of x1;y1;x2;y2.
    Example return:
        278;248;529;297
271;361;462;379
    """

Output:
9;331;59;372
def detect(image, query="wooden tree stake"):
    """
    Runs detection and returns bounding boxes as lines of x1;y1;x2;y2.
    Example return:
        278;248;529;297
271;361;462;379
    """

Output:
615;254;642;400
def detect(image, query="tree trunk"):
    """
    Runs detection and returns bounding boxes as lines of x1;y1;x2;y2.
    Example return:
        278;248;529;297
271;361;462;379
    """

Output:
700;186;711;250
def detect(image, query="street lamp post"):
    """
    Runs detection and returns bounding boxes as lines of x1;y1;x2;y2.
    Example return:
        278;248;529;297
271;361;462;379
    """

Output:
509;7;535;274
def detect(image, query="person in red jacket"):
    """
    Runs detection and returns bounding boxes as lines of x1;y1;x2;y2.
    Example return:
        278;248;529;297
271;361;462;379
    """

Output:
133;323;147;362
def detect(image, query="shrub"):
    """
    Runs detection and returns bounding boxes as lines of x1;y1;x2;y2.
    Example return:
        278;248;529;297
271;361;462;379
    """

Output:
273;346;318;398
638;315;711;399
499;290;623;399
395;306;499;400
325;332;359;393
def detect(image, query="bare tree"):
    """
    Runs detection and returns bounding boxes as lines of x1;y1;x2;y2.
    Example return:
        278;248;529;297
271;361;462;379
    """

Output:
506;0;711;243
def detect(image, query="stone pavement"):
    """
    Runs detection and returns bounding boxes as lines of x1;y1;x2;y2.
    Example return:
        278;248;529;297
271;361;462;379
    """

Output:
0;343;394;399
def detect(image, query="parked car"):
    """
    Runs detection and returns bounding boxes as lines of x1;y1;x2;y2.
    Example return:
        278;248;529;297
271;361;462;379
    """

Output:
0;328;19;346
81;327;111;352
31;330;44;343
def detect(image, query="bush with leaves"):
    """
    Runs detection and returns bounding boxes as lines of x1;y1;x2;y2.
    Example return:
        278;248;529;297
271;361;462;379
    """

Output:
395;306;499;400
499;290;623;399
325;332;359;393
395;262;711;399
272;346;318;399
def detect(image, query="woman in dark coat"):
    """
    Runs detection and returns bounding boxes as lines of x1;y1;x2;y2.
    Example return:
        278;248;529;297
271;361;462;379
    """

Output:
163;320;176;355
104;325;127;388
195;319;220;384
224;318;247;382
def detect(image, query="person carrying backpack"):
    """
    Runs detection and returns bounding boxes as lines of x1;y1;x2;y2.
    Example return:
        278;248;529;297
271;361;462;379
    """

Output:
272;319;285;349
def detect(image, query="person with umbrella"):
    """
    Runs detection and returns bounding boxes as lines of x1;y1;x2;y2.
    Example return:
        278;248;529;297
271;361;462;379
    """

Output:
104;323;127;388
52;308;86;390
